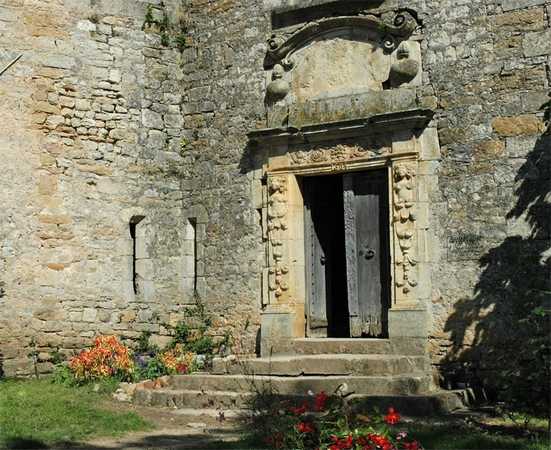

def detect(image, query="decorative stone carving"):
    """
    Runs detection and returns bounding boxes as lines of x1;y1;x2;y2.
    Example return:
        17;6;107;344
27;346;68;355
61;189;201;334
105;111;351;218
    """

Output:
264;12;421;102
266;64;290;102
289;144;389;166
267;176;289;298
393;162;418;293
390;41;420;87
266;13;418;63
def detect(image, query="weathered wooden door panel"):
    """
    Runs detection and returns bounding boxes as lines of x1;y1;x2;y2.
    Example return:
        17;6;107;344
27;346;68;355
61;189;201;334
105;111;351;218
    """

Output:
305;176;338;336
344;171;390;337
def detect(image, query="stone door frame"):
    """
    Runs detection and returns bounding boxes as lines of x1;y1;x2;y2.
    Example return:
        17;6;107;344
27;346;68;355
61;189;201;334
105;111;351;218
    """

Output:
250;110;438;358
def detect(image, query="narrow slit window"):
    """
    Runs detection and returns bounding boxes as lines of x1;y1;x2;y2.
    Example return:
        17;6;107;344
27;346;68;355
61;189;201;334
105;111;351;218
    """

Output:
130;215;146;295
182;218;198;302
189;218;197;292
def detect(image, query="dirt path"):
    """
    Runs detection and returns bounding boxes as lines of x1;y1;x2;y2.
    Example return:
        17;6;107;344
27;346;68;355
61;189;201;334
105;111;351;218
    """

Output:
55;398;245;449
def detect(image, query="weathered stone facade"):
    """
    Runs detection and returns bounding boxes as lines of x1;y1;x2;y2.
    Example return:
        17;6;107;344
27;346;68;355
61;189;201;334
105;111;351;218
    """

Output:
0;0;549;396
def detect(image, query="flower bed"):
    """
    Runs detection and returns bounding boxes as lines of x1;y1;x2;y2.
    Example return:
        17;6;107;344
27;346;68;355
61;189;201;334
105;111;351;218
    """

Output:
247;388;422;449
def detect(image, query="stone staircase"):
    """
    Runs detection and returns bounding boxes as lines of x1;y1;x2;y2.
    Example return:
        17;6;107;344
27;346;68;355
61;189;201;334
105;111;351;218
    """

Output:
132;339;485;416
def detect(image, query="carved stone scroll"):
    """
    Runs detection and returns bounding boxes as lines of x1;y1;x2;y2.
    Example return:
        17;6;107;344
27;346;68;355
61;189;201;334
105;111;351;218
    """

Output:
393;162;418;293
267;176;289;299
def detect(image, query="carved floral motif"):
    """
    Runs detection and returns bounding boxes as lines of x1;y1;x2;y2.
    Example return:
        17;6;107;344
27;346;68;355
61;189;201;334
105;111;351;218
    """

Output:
267;177;289;298
289;144;387;167
393;162;418;293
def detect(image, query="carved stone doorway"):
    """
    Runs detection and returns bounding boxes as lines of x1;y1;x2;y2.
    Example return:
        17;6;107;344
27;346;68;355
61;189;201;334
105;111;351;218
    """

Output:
304;170;390;339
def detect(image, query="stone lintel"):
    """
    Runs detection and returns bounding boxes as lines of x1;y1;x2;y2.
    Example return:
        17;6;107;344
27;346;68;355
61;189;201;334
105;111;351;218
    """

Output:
248;109;435;148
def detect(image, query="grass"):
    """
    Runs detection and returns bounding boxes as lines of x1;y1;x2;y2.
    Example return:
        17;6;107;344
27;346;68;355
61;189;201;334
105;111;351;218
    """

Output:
0;377;154;449
408;423;550;449
1;377;549;449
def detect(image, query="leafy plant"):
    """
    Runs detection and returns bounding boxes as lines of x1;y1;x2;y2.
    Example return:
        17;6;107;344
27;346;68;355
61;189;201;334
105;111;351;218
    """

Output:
135;330;156;354
142;4;169;33
174;32;188;52
70;335;135;383
246;386;423;449
88;13;99;24
500;286;550;431
165;291;214;355
51;365;78;387
160;32;170;46
180;139;187;156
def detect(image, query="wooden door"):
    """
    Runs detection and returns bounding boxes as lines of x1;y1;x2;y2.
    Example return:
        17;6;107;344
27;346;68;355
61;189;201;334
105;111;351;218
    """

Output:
304;171;389;338
344;171;390;337
304;175;348;337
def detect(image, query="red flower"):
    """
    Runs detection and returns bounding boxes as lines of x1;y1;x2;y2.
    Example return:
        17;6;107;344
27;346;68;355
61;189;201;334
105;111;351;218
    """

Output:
384;407;402;425
315;391;328;411
293;401;311;415
297;421;315;434
367;433;392;450
329;435;354;449
405;442;420;450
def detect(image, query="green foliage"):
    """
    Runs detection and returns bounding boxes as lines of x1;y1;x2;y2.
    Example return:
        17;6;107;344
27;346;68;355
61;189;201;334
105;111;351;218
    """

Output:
143;3;189;52
160;32;170;46
47;349;66;365
174;32;188;52
143;4;169;32
500;286;550;424
135;330;156;354
51;365;78;388
179;139;187;156
0;281;4;298
164;291;217;358
141;355;166;380
88;13;99;24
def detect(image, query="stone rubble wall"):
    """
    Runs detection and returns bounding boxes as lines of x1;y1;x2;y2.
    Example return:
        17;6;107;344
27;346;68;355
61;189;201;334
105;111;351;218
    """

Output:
0;0;267;376
418;0;550;388
0;0;549;392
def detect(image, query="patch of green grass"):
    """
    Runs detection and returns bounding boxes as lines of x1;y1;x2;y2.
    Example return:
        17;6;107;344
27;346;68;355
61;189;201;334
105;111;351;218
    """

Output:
0;378;154;448
409;424;550;450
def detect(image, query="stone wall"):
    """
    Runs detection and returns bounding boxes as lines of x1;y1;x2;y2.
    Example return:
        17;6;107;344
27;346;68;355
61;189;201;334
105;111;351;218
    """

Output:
0;0;549;393
0;0;267;376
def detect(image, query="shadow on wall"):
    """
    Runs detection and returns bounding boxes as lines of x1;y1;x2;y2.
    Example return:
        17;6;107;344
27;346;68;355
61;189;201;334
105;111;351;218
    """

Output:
440;107;550;407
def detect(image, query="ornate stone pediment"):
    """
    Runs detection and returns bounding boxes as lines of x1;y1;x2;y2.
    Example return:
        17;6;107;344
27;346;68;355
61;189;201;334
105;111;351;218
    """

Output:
265;12;422;104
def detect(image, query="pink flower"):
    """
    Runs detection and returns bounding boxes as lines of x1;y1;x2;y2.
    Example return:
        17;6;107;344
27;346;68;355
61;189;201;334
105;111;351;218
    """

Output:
397;431;408;439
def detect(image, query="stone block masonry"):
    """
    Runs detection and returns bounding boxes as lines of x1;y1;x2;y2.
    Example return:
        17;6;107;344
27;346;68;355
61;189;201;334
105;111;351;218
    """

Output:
0;0;548;397
0;0;267;376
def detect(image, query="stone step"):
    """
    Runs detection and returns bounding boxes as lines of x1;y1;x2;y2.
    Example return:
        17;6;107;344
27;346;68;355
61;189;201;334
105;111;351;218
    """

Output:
171;372;432;396
291;338;390;355
133;383;487;417
212;354;428;376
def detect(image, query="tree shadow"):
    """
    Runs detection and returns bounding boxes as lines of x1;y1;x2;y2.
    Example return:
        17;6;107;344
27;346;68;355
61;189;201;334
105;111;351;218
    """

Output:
440;120;550;406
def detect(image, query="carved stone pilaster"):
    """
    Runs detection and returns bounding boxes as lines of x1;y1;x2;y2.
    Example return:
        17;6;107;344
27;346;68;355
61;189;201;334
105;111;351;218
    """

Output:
267;176;289;299
393;162;418;293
